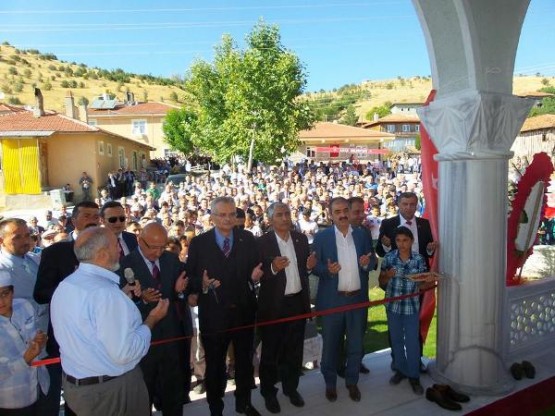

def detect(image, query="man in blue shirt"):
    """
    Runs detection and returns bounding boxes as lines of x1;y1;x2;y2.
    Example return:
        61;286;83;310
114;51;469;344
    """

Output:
51;226;169;416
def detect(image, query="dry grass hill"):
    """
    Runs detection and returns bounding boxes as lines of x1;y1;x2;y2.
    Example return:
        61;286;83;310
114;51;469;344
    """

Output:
0;42;552;121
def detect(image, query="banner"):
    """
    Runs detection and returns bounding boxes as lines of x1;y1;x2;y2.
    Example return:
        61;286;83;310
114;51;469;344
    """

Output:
419;90;438;343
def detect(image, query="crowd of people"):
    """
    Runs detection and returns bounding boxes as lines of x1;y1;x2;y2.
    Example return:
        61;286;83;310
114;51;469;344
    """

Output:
0;156;443;416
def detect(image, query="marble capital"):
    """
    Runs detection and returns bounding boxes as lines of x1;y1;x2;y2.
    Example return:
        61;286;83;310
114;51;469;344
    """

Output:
417;90;533;160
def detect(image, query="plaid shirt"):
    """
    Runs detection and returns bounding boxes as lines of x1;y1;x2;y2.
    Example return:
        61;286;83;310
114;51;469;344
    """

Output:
381;250;427;315
0;298;49;409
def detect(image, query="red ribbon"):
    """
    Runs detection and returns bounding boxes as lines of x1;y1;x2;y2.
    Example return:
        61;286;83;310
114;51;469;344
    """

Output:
32;284;437;367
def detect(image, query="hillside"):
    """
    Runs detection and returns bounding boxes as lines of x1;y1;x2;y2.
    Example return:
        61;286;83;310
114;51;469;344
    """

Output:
0;43;185;113
0;42;553;121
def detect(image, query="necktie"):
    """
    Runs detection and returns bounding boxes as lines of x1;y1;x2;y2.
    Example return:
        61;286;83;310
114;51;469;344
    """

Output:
222;237;231;257
151;262;160;280
406;220;412;226
118;239;125;259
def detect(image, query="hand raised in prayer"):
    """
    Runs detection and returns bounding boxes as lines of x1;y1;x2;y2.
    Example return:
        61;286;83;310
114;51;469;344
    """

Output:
142;287;162;303
251;262;263;282
272;256;290;273
327;259;341;276
306;251;317;271
174;271;188;293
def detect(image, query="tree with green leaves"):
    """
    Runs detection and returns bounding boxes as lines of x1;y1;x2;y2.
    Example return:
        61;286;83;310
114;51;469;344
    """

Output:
163;107;198;156
341;105;359;126
365;103;392;121
166;20;314;167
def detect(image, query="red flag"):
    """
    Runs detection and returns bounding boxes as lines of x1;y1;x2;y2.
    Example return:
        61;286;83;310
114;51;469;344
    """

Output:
419;90;438;343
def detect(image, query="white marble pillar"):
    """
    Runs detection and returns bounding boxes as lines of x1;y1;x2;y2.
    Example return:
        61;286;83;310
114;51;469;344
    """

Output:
418;90;533;394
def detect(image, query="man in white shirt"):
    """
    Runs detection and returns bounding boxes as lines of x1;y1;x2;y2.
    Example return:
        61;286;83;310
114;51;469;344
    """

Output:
51;226;169;416
313;197;375;403
256;202;316;413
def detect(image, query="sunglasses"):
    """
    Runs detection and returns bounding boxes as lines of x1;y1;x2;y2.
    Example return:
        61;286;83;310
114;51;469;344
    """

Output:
107;216;126;223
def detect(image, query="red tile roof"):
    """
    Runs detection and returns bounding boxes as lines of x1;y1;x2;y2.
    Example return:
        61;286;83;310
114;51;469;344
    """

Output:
0;108;155;150
88;101;177;116
0;103;27;114
299;122;394;139
362;113;420;128
520;114;555;133
0;109;96;133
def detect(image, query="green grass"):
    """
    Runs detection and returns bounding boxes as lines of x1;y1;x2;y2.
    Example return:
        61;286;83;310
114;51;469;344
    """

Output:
365;287;438;358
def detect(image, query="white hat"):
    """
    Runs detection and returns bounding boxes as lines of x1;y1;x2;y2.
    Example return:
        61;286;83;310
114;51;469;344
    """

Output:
0;270;13;287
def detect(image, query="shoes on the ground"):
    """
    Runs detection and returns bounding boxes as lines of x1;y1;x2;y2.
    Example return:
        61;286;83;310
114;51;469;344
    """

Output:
433;384;470;403
510;362;524;380
409;378;424;395
389;371;406;385
425;387;462;411
263;396;281;414
522;360;536;379
284;391;305;407
360;363;370;374
347;384;361;402
236;404;261;416
337;366;346;379
325;387;337;402
193;380;206;394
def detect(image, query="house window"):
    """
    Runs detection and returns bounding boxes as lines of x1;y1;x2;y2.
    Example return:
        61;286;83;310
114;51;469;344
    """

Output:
306;147;316;158
118;147;125;168
402;124;410;132
88;119;97;127
132;151;138;171
98;141;104;155
415;125;420;132
387;124;395;133
107;143;113;157
132;120;147;135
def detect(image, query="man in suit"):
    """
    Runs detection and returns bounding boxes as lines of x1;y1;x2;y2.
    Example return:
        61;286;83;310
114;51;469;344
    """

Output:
256;202;316;414
34;200;100;416
100;201;138;259
375;191;437;372
118;222;190;416
187;196;263;416
313;197;376;403
375;192;436;265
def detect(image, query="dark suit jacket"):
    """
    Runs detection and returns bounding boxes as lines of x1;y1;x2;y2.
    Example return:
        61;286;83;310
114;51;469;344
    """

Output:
313;226;375;311
34;239;79;356
256;230;311;322
118;250;191;340
120;230;138;253
186;228;259;333
375;216;434;265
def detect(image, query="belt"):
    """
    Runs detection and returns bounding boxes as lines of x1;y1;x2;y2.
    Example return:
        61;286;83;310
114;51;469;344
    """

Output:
284;291;302;298
63;373;117;386
337;290;360;297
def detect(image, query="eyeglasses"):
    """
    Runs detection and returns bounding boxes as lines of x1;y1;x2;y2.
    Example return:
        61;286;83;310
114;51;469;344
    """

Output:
140;237;165;251
107;216;126;223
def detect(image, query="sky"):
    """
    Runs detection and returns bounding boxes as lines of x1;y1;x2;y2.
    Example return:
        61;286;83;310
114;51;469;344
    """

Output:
0;0;554;92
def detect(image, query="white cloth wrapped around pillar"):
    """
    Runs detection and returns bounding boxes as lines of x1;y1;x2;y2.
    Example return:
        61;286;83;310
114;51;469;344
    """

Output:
418;90;533;394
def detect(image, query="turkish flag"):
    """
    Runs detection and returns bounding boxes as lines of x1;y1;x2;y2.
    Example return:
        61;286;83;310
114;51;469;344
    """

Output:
419;90;438;344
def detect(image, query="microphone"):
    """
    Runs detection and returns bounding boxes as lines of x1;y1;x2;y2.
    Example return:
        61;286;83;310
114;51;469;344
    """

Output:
124;268;136;286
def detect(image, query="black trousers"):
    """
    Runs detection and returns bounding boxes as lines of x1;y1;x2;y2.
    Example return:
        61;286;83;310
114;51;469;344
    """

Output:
140;341;185;416
201;319;255;416
259;293;306;398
